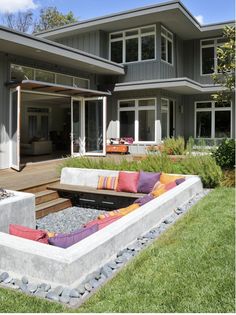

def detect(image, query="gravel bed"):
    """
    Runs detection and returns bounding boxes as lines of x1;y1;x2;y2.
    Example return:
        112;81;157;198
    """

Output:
36;207;106;233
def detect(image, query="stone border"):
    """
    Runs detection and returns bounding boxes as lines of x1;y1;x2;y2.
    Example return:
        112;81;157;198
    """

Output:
0;189;210;308
0;175;202;288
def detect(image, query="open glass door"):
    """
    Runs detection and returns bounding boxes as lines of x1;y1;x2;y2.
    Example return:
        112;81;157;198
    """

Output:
84;97;106;156
10;86;21;171
71;98;83;156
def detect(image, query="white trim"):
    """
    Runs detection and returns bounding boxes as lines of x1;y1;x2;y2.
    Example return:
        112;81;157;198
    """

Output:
194;100;232;139
109;24;156;64
161;25;174;66
118;97;157;144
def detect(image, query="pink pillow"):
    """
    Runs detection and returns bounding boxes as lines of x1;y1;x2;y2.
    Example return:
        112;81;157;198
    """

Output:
9;224;48;244
116;171;140;193
165;181;177;191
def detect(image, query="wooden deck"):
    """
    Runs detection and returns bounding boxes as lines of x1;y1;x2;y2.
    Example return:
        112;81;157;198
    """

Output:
0;160;62;191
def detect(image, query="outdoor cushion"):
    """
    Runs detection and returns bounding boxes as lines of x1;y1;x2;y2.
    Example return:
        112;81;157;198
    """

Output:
48;224;99;248
116;171;140;193
98;203;140;219
117;203;140;216
151;183;166;197
134;194;154;206
165;181;177;191
97;175;118;190
160;173;184;185
9;224;48;244
137;171;161;193
85;215;123;230
176;178;186;185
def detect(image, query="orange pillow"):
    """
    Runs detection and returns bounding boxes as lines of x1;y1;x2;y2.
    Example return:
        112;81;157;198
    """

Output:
118;203;140;216
160;173;184;185
151;183;166;197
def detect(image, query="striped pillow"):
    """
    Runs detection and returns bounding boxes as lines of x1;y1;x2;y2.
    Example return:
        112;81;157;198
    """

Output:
97;176;118;191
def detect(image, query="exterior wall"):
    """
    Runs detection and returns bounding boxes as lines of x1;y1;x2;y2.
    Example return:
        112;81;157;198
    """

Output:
106;89;184;143
183;93;235;140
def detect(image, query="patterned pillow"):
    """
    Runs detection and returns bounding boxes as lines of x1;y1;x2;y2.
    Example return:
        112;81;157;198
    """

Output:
116;171;140;193
97;176;118;190
9;224;48;244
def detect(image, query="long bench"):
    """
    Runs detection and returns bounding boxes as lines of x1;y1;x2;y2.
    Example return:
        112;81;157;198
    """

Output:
48;168;146;209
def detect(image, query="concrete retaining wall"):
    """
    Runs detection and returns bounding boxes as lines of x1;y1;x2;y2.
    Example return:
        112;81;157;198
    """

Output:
0;175;202;287
0;191;35;233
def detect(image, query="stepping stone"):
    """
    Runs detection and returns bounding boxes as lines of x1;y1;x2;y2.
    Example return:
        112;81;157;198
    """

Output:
90;279;99;289
101;266;112;278
35;290;47;298
61;288;71;297
77;285;85;295
95;273;101;280
19;283;28;293
28;284;38;293
0;272;9;282
108;262;118;270
46;291;59;301
84;283;92;292
115;257;124;264
44;284;51;292
70;298;79;307
60;295;70;304
53;286;63;296
21;276;28;285
69;289;79;298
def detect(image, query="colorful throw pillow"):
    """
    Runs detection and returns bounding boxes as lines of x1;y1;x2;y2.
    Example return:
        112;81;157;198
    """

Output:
98;203;140;219
165;181;177;191
85;215;123;230
134;194;154;206
118;203;140;216
9;224;48;244
116;171;140;193
137;171;161;193
97;176;118;190
151;183;166;197
176;178;186;185
48;224;99;248
160;173;184;185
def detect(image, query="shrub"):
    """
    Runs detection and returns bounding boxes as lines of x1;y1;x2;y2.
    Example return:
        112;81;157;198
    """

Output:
180;155;223;188
213;139;235;169
163;137;186;155
220;170;235;187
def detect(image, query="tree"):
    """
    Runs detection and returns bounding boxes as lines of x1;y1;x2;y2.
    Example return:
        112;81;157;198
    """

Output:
3;10;33;33
212;26;235;103
33;7;78;33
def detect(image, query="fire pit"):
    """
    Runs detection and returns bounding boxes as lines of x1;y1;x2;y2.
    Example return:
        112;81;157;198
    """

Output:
0;188;14;201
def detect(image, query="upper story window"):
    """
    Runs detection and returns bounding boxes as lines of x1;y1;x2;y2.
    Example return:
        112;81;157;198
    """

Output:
161;26;173;65
10;64;90;89
109;25;156;64
201;38;227;75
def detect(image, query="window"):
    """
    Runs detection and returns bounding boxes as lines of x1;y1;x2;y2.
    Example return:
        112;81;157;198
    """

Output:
195;101;231;138
161;26;173;65
119;98;156;142
201;38;227;75
110;25;156;63
10;64;89;89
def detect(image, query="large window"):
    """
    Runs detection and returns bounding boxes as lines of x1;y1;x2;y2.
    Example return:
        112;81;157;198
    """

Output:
110;25;156;64
201;38;227;75
10;64;90;89
195;101;232;138
118;98;156;143
161;26;173;65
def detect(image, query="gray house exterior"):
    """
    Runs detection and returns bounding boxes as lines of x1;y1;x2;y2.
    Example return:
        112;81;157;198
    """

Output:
0;0;234;170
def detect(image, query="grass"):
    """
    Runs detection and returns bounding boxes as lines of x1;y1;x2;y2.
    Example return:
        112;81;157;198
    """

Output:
0;188;234;313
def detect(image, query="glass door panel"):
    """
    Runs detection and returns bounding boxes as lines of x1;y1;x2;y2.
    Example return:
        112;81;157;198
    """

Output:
71;99;82;155
84;98;105;155
161;99;169;139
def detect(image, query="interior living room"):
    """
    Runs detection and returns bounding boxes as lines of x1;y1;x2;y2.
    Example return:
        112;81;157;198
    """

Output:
20;92;71;164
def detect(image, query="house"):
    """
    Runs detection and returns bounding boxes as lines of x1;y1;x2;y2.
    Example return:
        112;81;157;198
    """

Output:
0;0;234;170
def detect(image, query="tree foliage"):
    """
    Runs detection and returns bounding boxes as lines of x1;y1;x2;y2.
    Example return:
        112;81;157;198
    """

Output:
212;26;235;102
33;7;77;33
3;10;33;33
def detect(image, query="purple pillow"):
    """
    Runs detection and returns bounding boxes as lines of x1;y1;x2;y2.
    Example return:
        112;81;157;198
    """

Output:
48;224;99;248
137;171;161;193
134;194;154;206
176;178;185;185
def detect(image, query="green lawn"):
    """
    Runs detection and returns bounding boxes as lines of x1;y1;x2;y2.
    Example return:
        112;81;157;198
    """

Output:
0;188;235;313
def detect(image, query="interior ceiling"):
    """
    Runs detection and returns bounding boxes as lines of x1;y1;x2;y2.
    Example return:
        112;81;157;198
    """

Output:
21;92;70;106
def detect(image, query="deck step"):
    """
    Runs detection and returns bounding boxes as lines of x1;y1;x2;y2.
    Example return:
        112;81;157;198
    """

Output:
35;198;72;219
22;179;60;193
35;190;59;205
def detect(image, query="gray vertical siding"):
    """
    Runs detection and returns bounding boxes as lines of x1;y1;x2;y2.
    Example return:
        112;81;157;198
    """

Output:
0;53;10;169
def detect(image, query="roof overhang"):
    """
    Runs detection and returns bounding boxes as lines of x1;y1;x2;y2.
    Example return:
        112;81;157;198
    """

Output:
113;78;226;95
7;80;111;97
0;26;124;76
35;1;234;40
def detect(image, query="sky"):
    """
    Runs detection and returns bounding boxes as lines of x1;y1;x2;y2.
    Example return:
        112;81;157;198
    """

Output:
0;0;235;25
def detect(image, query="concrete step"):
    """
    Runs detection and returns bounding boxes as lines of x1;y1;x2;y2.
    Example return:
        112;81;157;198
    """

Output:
35;198;72;219
35;190;59;205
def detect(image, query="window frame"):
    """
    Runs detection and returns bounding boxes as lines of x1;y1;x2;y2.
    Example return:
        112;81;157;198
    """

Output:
118;98;157;144
161;26;174;66
200;37;227;76
194;100;232;139
109;25;156;64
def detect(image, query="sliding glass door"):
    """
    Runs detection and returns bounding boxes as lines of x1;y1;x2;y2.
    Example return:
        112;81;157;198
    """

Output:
71;97;106;156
